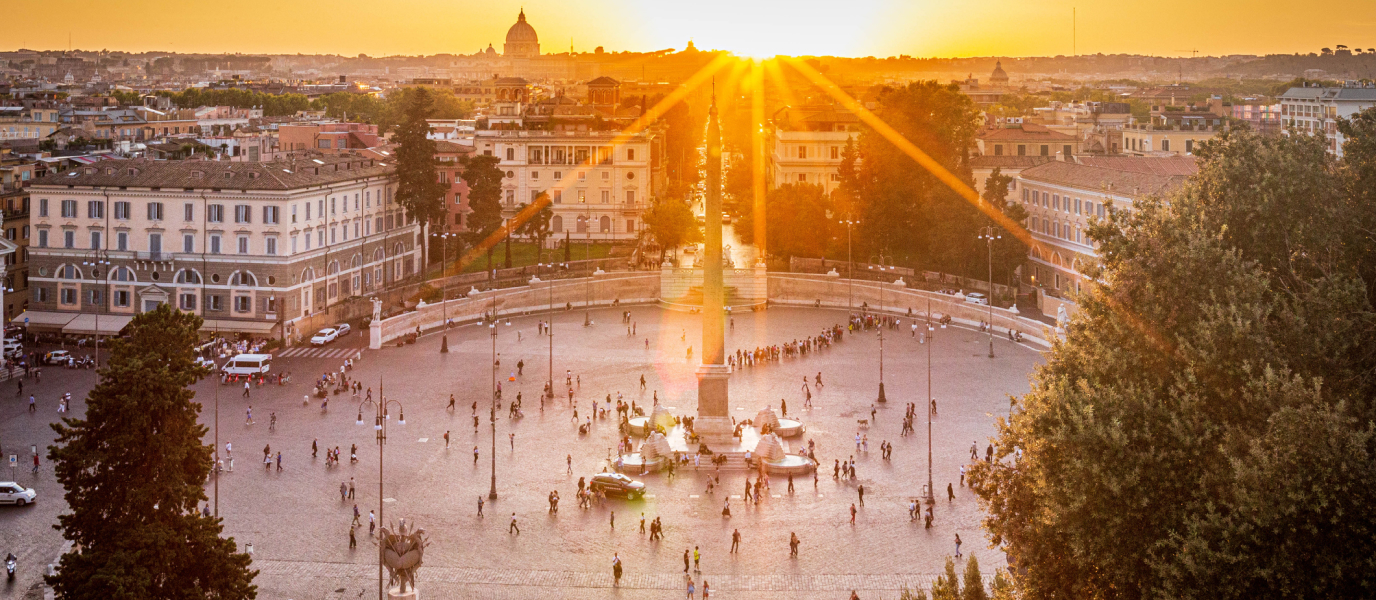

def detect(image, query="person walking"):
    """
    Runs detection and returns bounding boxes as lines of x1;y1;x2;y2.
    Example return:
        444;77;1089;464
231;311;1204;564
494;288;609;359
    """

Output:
731;528;741;553
612;553;623;586
970;441;979;460
640;513;646;535
348;477;356;499
787;474;794;494
243;380;251;398
312;439;318;458
509;512;519;534
245;406;254;425
368;510;376;536
567;454;573;474
683;548;690;573
349;525;357;549
276;451;282;472
610;510;615;529
960;465;967;486
947;483;955;502
447;394;456;411
352;504;362;527
954;533;963;558
509;432;515;450
693;546;701;572
28;394;35;412
849;503;857;525
444;430;450;448
858;484;865;507
32;452;40;473
474;446;480;464
789;532;800;557
478;497;484;517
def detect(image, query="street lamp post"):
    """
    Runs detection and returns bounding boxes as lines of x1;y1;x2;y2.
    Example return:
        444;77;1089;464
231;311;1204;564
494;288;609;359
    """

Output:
978;226;1001;359
355;385;405;600
924;297;944;505
583;216;592;328
841;220;858;315
869;258;892;403
432;232;453;353
489;321;499;500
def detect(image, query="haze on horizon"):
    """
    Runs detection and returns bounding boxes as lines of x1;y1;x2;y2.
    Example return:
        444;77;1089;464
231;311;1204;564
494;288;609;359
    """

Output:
6;0;1375;60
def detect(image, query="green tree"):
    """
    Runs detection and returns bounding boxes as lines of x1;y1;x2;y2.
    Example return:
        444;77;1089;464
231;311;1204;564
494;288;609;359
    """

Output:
514;195;555;259
641;197;701;262
392;87;447;271
931;557;962;600
962;554;989;600
46;305;257;600
461;154;505;273
734;182;832;261
900;586;931;600
970;124;1376;600
989;570;1015;600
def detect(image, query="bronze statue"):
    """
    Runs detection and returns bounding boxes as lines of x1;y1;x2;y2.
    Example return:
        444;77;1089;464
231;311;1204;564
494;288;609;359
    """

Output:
379;519;428;595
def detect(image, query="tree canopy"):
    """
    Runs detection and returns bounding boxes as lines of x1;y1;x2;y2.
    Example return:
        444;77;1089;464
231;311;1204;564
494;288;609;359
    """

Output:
970;119;1376;600
734;182;833;261
47;305;257;600
642;197;701;260
460;154;506;271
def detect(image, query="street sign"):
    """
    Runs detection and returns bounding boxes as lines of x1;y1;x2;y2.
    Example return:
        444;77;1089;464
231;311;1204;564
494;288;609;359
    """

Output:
7;454;15;468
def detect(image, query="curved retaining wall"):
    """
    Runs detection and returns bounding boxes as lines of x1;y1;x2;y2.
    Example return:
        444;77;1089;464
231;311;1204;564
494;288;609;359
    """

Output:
370;272;1058;349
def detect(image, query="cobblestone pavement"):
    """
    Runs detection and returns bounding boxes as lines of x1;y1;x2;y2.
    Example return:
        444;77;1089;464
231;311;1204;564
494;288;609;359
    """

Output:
0;306;1044;599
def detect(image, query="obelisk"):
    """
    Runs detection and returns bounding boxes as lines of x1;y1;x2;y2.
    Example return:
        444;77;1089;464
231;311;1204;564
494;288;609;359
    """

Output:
696;92;732;440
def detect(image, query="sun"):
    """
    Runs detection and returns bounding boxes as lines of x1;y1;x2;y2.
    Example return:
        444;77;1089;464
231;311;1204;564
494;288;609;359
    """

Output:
634;0;893;57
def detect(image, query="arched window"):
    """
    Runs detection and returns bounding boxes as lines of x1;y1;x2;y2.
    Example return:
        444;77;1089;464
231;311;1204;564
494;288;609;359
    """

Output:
350;254;362;269
59;264;82;279
231;271;257;287
372;248;385;263
552;215;563;232
172;269;198;284
328;260;340;276
393;243;405;257
576;216;588;233
301;267;315;282
599;216;611;233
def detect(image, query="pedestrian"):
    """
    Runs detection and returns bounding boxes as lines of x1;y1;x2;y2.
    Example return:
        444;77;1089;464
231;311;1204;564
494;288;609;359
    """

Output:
567;454;573;474
243;380;251;398
474;446;480;464
276;451;282;472
683;548;690;572
509;512;519;534
509;432;515;450
986;443;993;463
960;465;967;486
955;533;962;557
312;439;318;458
269;411;276;432
478;497;484;517
340;481;348;501
610;510;615;529
32;453;40;473
948;483;954;501
444;430;450;448
858;484;865;507
612;553;623;586
245;405;254;425
970;441;978;460
693;545;700;571
368;510;376;536
687;578;696;599
447;394;456;411
850;503;857;525
787;474;794;494
640;512;646;535
349;477;355;499
703;580;710;599
789;532;800;556
352;504;362;527
349;525;357;548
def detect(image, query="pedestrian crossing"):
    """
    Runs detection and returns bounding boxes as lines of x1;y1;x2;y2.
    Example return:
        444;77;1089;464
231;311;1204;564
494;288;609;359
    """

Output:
275;346;360;359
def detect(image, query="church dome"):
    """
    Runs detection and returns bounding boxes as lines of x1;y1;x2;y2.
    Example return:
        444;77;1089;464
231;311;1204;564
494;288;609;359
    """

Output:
990;60;1009;84
484;44;497;56
505;10;538;44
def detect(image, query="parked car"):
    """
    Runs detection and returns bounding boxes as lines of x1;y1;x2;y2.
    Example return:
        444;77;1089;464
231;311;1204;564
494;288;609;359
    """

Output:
588;472;647;500
310;328;339;346
333;323;352;337
221;354;272;376
3;338;22;358
43;350;72;365
0;482;36;506
193;356;217;370
965;293;989;306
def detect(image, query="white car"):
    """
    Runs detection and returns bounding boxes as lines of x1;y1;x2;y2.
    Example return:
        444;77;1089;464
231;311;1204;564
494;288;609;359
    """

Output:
193;356;217;369
965;293;989;306
0;482;36;506
334;323;352;337
310;328;339;346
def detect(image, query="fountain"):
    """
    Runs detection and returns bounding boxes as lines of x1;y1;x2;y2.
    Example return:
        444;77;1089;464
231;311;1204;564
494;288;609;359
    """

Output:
754;406;805;438
752;433;817;475
616;431;672;473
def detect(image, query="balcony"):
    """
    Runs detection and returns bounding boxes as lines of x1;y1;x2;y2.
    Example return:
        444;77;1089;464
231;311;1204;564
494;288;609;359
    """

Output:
135;251;172;261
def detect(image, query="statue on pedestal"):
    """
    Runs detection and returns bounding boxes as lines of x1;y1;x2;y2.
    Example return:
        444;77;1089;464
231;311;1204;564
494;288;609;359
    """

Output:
380;519;429;598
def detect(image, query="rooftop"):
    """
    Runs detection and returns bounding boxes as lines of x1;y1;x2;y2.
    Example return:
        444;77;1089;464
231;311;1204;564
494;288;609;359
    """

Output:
30;153;393;191
978;122;1076;142
1020;157;1197;197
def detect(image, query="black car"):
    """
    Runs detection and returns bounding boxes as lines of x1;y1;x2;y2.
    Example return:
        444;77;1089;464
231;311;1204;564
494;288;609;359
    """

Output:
588;473;647;500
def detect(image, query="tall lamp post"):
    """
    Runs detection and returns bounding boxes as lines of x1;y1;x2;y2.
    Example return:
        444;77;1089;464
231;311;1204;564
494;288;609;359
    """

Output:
432;232;454;353
488;321;499;499
978;226;1000;359
924;297;945;505
355;386;405;600
868;257;893;403
582;214;592;327
841;219;858;315
80;249;111;371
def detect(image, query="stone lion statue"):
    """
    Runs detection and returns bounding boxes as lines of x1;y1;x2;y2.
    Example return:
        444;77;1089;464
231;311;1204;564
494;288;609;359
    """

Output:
379;519;429;594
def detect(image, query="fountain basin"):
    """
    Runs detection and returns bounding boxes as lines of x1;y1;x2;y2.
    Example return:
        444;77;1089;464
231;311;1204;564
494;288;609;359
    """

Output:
774;418;805;437
615;453;669;474
762;454;817;475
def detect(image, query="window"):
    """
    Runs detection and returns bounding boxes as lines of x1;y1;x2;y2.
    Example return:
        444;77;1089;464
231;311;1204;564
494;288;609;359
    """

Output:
627;148;635;160
318;230;325;247
208;204;224;223
994;145;1003;156
1040;145;1049;156
210;235;221;254
506;148;515;161
578;190;586;204
1017;145;1026;156
1185;139;1194;153
506;190;514;206
305;202;311;220
87;289;102;306
63;230;74;249
798;146;807;159
263;206;279;225
553;190;562;204
330;197;336;215
61;288;77;305
627;219;635;232
601;190;610;203
798;173;806;182
552;215;563;232
554;171;562;181
180;293;197;311
87;200;105;219
147;202;164;221
61;200;77;218
113;290;129;307
1162;139;1170;152
37;229;48;248
39;198;48;217
235;205;251;224
237;236;249;254
292;204;298;223
184;203;194;221
318;200;324;218
266;237;277;255
37;287;49;303
208;295;223;311
831;173;841;182
1063;144;1073;158
831;146;839;159
90;231;101;250
626;190;636;205
318;139;332;149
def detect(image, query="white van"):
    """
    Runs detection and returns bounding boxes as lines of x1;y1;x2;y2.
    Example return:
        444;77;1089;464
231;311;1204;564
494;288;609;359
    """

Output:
221;354;273;376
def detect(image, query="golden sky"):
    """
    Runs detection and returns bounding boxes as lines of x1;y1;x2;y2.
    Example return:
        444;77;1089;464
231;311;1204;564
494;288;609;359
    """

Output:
5;0;1375;58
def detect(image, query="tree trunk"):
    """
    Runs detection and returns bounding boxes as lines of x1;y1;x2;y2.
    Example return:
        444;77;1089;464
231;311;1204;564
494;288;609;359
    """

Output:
504;230;512;269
